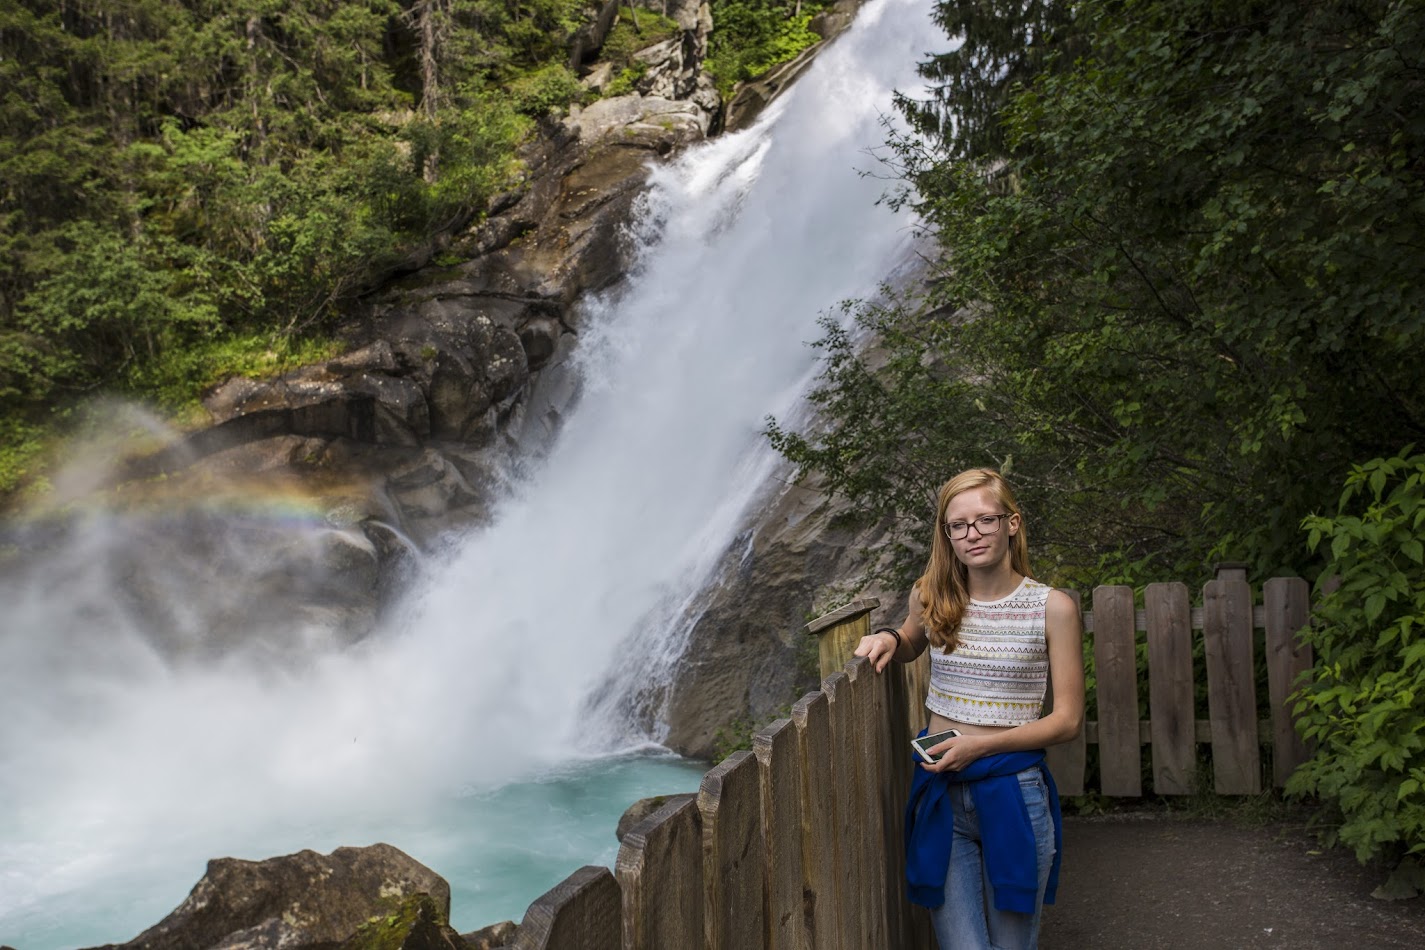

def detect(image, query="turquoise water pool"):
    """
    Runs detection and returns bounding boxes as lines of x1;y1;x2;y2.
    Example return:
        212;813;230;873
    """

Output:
0;751;707;949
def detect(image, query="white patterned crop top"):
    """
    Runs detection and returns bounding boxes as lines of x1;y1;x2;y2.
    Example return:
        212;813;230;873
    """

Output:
926;576;1052;727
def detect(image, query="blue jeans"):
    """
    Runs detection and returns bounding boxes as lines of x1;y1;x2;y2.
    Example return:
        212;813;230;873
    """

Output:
930;767;1056;950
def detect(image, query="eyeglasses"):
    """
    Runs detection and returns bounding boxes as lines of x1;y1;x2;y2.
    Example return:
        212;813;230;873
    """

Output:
943;513;1012;541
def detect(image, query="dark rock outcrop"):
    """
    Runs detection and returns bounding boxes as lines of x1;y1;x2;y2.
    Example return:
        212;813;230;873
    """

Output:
658;470;897;758
83;843;456;950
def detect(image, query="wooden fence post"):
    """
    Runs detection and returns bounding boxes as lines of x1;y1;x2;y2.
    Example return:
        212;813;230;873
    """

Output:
847;657;889;948
512;866;621;950
823;671;865;949
805;598;880;680
1145;582;1195;794
874;645;922;950
754;718;806;950
700;751;765;950
1092;585;1141;796
1203;565;1262;794
616;796;703;950
792;689;841;950
1264;576;1313;786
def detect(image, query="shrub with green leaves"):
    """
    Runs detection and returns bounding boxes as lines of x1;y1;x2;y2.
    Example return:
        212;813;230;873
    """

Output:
1287;449;1425;869
705;0;826;95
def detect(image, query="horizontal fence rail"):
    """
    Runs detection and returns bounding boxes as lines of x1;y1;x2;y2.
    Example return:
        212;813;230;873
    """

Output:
506;566;1315;948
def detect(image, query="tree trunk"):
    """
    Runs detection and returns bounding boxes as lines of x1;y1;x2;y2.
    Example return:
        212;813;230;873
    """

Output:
417;0;443;182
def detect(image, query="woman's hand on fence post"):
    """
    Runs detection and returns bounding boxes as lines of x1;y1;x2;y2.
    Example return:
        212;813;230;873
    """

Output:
853;630;899;672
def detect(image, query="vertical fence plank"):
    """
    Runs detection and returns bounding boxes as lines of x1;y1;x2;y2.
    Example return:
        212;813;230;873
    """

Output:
617;797;703;950
1145;582;1196;794
879;654;921;950
1093;585;1142;796
754;718;806;950
1203;578;1262;794
1045;588;1087;796
513;865;621;950
847;658;889;948
700;751;765;950
792;690;840;950
1264;577;1313;787
824;671;865;950
903;649;930;738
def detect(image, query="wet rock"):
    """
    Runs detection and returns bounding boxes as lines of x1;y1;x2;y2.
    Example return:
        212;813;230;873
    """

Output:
83;843;451;950
459;920;518;950
616;793;697;842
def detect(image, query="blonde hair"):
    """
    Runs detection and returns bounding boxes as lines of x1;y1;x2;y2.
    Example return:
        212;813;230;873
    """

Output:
915;468;1032;651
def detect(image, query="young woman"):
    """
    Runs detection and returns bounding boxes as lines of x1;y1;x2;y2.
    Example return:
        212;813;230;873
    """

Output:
854;468;1084;950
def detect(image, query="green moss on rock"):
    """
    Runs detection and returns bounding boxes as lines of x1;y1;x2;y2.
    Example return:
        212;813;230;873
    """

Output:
343;893;465;950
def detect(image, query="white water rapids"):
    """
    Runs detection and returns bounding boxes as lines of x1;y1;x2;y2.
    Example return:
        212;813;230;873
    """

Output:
0;1;933;945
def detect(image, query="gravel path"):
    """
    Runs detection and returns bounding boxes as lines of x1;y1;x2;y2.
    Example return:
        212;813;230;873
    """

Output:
1039;813;1425;949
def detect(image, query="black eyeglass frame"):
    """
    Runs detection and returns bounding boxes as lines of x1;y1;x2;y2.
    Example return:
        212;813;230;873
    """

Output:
943;513;1013;541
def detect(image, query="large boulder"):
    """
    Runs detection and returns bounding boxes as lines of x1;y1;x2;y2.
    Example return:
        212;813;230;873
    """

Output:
84;843;459;950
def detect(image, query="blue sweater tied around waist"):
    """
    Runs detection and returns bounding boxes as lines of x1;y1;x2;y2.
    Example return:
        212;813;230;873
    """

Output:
904;745;1063;913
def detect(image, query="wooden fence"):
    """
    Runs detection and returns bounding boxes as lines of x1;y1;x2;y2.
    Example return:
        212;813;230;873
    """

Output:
505;565;1316;949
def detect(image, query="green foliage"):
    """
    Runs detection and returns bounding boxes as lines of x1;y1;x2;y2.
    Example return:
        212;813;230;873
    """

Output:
0;0;552;499
603;62;649;98
126;332;344;416
705;0;826;95
0;417;47;497
0;0;868;503
772;0;1425;585
1287;450;1425;867
711;714;759;761
897;0;1073;161
601;6;682;64
345;892;452;950
507;64;586;117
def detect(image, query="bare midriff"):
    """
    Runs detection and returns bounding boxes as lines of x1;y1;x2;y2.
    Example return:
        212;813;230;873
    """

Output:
927;712;1019;738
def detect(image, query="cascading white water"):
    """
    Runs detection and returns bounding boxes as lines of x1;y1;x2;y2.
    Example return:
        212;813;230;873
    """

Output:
0;1;933;945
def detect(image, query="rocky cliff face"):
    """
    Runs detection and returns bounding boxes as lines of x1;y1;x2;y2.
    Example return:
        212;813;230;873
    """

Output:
655;470;901;758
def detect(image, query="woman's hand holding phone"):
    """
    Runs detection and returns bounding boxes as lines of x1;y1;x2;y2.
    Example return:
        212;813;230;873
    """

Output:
912;729;961;766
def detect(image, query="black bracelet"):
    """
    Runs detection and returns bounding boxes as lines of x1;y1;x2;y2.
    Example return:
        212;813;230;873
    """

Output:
873;626;902;658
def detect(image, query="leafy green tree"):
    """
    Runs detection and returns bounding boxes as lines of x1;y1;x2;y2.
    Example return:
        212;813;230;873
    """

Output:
897;0;1072;161
773;0;1425;585
1288;450;1425;872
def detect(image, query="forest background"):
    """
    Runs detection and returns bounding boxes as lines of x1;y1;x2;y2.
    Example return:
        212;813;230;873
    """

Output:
3;0;1422;888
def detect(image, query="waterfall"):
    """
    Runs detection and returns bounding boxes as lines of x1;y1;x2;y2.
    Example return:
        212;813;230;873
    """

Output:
0;0;933;945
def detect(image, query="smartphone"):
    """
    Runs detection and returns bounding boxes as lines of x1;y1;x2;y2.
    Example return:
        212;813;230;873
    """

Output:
911;728;961;765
